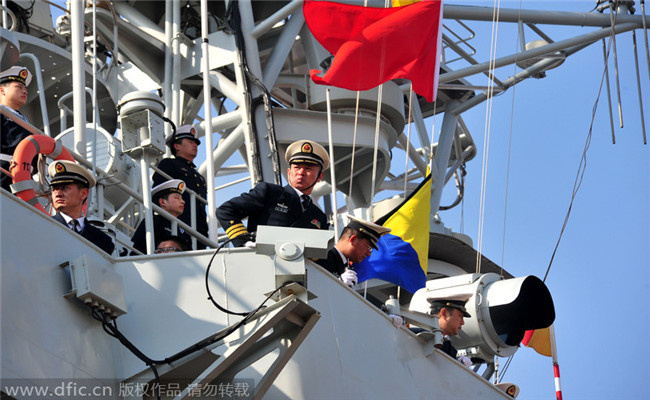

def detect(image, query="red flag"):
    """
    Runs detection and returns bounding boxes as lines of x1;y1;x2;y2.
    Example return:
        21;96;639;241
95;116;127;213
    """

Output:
303;0;443;102
522;327;552;357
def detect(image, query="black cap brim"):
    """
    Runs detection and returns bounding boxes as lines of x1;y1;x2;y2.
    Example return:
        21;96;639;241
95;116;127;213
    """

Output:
50;175;90;187
429;300;472;318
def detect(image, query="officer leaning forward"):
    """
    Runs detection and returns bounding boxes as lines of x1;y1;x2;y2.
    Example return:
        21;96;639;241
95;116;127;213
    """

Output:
316;215;390;287
428;294;472;360
152;125;208;249
217;140;330;247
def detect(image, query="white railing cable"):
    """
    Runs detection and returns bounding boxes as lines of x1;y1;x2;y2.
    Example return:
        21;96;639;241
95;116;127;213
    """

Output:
476;0;502;274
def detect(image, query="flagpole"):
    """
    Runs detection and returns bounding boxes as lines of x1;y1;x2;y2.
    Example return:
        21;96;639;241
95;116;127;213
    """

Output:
550;323;562;400
404;86;413;197
325;88;339;237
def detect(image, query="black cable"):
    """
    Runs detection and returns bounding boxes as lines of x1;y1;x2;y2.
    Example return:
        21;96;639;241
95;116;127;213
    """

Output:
204;234;254;316
92;310;155;364
6;0;31;32
251;94;282;185
92;309;163;400
226;0;285;185
162;279;292;364
23;0;35;17
439;165;466;211
90;271;293;364
88;235;296;395
161;116;177;138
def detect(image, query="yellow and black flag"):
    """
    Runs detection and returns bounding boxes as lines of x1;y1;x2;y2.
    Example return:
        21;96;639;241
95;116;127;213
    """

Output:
355;174;431;293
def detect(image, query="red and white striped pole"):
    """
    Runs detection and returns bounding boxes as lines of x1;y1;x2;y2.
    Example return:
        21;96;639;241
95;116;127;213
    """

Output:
550;324;563;400
553;362;562;400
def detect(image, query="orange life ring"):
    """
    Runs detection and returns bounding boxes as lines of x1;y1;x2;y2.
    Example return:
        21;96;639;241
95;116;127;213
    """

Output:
10;135;74;214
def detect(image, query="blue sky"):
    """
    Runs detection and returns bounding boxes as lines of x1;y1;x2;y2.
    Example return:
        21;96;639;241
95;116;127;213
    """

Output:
438;1;649;399
50;1;648;398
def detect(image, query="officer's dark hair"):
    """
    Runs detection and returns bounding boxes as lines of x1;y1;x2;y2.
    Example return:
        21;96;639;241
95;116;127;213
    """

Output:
170;139;181;156
154;192;175;207
339;226;372;244
155;235;189;251
0;80;23;88
339;226;356;240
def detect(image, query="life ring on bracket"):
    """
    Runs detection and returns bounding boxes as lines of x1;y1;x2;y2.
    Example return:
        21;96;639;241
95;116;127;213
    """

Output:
9;135;74;214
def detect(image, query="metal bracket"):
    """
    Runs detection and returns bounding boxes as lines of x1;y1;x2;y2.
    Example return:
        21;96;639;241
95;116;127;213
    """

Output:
122;296;320;400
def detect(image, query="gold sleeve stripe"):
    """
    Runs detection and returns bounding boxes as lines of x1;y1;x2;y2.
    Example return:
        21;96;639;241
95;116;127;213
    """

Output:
228;228;248;238
226;224;248;238
225;223;245;234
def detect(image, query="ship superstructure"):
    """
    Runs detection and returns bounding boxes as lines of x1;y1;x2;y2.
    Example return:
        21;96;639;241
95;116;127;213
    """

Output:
1;1;648;398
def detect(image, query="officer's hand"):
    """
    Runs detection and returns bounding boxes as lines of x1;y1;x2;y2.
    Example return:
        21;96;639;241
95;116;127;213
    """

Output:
340;269;358;287
244;241;256;248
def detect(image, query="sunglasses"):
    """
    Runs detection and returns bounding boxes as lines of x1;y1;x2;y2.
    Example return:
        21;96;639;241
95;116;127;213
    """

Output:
154;247;182;254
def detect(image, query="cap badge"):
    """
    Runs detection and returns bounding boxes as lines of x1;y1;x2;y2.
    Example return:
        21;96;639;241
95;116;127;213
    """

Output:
55;162;66;174
301;142;313;154
178;182;185;191
19;69;28;80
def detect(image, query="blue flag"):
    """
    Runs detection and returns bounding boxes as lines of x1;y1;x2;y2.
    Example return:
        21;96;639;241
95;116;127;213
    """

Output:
356;234;426;293
355;174;431;293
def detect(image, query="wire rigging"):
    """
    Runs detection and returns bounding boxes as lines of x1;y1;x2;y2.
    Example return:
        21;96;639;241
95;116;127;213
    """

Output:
543;12;618;283
499;355;515;382
499;1;523;279
476;0;502;274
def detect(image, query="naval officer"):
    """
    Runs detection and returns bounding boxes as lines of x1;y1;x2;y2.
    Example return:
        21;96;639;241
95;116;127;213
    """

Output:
428;294;472;361
316;215;390;287
1;66;33;191
155;235;190;254
152;124;208;248
217;140;330;247
49;160;115;255
131;179;192;255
